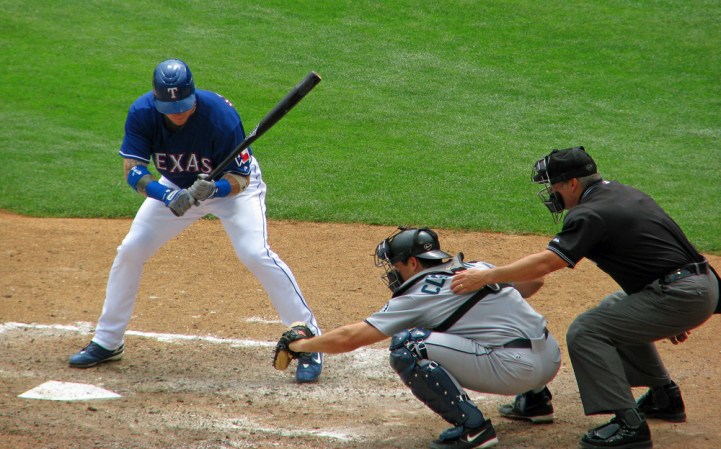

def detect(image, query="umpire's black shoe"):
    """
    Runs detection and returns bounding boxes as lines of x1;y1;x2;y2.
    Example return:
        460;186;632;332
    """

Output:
69;341;124;368
498;386;554;423
636;381;686;422
580;409;652;449
430;419;498;449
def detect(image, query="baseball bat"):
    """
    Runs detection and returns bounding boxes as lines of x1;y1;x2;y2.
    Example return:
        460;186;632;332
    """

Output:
207;71;322;180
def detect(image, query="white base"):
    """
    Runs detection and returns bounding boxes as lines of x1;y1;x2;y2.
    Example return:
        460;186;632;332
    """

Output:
18;381;122;401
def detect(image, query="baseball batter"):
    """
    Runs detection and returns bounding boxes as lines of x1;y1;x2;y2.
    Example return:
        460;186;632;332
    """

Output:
68;59;323;383
283;227;561;449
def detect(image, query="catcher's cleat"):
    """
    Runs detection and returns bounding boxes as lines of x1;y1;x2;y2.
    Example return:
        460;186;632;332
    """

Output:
295;352;322;383
636;381;686;422
69;341;124;368
498;386;554;423
430;419;498;449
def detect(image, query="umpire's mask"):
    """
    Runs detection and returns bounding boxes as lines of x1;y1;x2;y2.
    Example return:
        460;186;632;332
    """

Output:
532;146;597;224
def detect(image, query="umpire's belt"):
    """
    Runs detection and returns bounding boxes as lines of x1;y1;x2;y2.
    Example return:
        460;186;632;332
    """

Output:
499;328;549;350
661;261;709;284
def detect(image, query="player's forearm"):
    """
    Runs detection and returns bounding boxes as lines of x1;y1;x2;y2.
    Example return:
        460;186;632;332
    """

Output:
490;250;564;284
291;322;386;354
452;250;566;294
291;327;362;354
124;158;156;196
124;159;187;212
291;334;349;354
223;173;249;196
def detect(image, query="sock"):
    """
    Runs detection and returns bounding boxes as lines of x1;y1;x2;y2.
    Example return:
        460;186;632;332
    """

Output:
615;408;644;428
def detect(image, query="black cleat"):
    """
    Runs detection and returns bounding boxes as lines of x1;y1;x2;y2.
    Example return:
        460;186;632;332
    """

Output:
498;386;554;423
430;419;499;449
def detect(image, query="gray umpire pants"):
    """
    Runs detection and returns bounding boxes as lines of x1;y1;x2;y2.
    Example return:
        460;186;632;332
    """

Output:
566;271;718;415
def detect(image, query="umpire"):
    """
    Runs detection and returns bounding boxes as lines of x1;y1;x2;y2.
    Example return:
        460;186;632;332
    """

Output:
451;147;719;449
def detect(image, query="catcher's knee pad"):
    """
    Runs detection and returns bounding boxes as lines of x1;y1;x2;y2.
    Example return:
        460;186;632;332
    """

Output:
389;327;432;377
389;328;431;357
389;335;483;428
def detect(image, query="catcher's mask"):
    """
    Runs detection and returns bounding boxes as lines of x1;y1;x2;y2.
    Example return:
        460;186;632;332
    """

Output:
374;227;452;292
532;146;597;223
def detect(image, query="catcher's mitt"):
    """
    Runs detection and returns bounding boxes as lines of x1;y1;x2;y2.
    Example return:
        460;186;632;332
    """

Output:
273;321;315;371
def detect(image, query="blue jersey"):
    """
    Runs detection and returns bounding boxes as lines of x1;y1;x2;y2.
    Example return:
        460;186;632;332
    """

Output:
119;89;252;189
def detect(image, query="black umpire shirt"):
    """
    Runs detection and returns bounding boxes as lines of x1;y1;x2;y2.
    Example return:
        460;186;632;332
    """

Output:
546;180;704;294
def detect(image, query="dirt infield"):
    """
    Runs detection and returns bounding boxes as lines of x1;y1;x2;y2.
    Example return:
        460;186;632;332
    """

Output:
1;210;719;449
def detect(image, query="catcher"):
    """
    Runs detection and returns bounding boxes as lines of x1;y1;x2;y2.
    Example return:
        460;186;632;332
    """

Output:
273;227;561;449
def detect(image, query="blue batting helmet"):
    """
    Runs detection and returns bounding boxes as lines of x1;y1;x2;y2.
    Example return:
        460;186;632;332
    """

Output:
152;59;196;114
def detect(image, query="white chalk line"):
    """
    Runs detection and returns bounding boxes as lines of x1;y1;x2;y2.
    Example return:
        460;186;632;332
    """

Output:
244;316;283;324
0;321;275;347
181;416;356;442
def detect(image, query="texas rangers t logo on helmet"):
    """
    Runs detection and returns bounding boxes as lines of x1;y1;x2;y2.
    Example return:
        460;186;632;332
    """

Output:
167;87;179;99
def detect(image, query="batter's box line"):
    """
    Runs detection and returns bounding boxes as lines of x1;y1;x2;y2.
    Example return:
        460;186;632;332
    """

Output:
197;416;359;443
0;321;274;348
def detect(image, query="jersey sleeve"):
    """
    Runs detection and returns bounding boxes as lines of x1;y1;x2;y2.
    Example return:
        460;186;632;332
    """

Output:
118;96;155;163
547;207;606;267
365;295;425;337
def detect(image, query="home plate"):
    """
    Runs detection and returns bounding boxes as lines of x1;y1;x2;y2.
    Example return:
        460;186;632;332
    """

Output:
18;381;122;401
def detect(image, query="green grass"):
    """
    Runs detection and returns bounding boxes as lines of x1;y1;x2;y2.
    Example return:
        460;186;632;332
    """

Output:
1;0;719;252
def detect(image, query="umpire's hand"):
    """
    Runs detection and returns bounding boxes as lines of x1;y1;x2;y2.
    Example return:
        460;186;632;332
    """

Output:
451;269;490;294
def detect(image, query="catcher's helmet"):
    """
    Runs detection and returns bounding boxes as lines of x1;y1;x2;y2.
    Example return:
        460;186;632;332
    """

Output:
375;227;451;292
376;227;452;265
153;59;196;114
